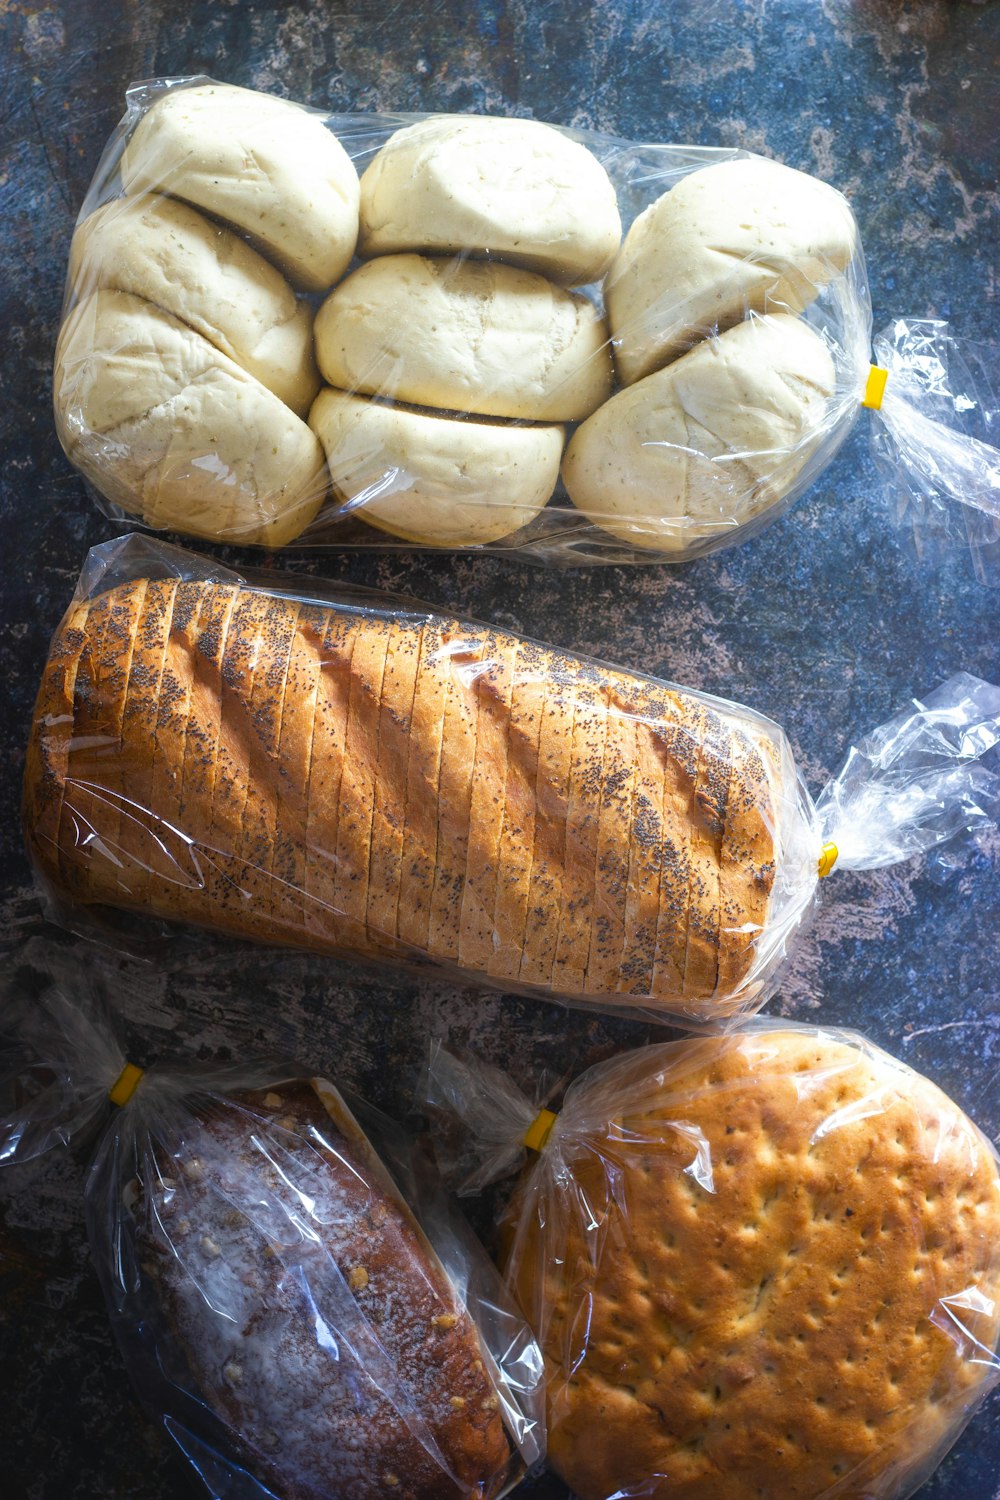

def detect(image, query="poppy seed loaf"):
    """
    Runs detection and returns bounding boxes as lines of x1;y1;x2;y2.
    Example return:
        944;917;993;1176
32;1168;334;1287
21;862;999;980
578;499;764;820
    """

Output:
24;576;786;1012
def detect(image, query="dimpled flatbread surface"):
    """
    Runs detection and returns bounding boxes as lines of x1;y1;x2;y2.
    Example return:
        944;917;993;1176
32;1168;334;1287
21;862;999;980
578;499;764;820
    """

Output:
511;1029;1000;1500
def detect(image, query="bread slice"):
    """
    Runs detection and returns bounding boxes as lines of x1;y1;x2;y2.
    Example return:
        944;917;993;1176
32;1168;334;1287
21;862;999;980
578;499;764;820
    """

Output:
302;609;356;944
25;598;94;887
487;639;546;981
552;677;608;995
427;626;489;965
268;602;325;934
458;630;517;974
517;669;576;988
113;580;180;908
396;618;451;953
366;619;424;948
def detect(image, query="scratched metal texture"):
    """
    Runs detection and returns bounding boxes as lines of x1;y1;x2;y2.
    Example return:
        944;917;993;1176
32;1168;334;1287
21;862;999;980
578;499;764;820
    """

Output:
0;2;998;1498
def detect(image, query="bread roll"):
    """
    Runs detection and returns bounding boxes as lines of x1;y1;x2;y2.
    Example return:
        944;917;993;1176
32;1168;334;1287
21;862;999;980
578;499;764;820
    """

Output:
607;156;857;385
509;1029;1000;1500
309;388;563;545
121;82;360;292
135;1080;510;1499
358;115;621;285
54;290;327;546
562;314;836;554
25;579;784;1013
69;195;320;416
314;254;612;421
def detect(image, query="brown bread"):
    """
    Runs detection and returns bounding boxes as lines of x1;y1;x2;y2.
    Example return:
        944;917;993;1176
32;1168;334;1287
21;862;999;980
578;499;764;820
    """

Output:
24;579;781;1009
135;1080;510;1499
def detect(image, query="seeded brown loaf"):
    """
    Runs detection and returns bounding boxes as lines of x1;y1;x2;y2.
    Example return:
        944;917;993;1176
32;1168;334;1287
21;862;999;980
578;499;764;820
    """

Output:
508;1030;1000;1500
136;1080;510;1499
24;578;780;1009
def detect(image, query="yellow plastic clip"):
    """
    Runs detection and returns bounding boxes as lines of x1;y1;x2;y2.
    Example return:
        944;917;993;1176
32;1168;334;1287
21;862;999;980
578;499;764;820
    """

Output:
862;365;888;411
817;842;839;879
108;1062;145;1107
523;1108;558;1153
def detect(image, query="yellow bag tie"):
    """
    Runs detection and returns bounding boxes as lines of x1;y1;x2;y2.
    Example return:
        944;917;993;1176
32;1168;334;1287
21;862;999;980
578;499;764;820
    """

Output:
523;1108;558;1153
817;842;839;879
862;365;888;410
108;1062;145;1107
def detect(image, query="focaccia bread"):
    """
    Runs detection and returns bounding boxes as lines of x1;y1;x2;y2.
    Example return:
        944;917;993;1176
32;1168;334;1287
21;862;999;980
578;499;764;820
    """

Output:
309;389;565;545
24;576;783;1012
134;1080;510;1499
606;156;857;385
314;253;612;422
121;82;360;292
562;314;837;552
508;1029;1000;1500
358;115;621;285
54;291;328;546
69;195;320;417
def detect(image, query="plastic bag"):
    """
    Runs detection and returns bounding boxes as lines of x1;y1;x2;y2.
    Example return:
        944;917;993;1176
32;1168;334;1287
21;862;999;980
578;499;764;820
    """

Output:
22;533;1000;1028
0;958;544;1499
426;1023;1000;1500
53;74;991;569
871;318;1000;583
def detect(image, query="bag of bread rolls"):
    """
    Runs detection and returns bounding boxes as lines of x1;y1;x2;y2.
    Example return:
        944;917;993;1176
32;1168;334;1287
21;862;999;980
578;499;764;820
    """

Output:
0;953;544;1499
426;1025;1000;1500
55;76;996;568
23;534;1000;1030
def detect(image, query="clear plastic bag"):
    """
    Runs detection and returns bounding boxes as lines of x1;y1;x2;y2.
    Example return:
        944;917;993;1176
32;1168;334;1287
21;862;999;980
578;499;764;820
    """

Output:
871;318;1000;583
426;1023;1000;1500
0;957;544;1499
22;533;1000;1029
47;73;925;565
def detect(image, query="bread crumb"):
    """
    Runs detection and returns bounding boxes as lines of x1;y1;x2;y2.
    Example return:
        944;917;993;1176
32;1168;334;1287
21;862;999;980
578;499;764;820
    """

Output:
433;1313;458;1329
347;1266;369;1291
202;1235;221;1257
223;1361;242;1386
450;1395;466;1409
263;1092;283;1108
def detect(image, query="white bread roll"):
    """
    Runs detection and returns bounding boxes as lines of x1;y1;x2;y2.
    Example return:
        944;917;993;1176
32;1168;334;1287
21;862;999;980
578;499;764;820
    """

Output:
358;116;621;286
55;290;328;546
68;196;320;417
314;254;612;421
121;83;360;292
562;313;836;554
309;387;563;545
607;157;857;386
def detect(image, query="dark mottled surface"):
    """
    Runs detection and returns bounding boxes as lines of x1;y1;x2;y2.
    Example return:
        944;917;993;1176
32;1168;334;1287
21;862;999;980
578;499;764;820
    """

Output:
1;2;998;1498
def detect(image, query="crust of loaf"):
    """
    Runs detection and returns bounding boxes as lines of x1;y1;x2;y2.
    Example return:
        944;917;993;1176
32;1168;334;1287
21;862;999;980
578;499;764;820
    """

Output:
510;1030;1000;1500
25;583;783;1010
137;1080;509;1499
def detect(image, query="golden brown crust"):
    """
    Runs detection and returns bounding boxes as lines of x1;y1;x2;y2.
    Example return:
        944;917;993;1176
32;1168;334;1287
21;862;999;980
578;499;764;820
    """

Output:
24;581;781;1007
510;1031;1000;1500
137;1080;510;1500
